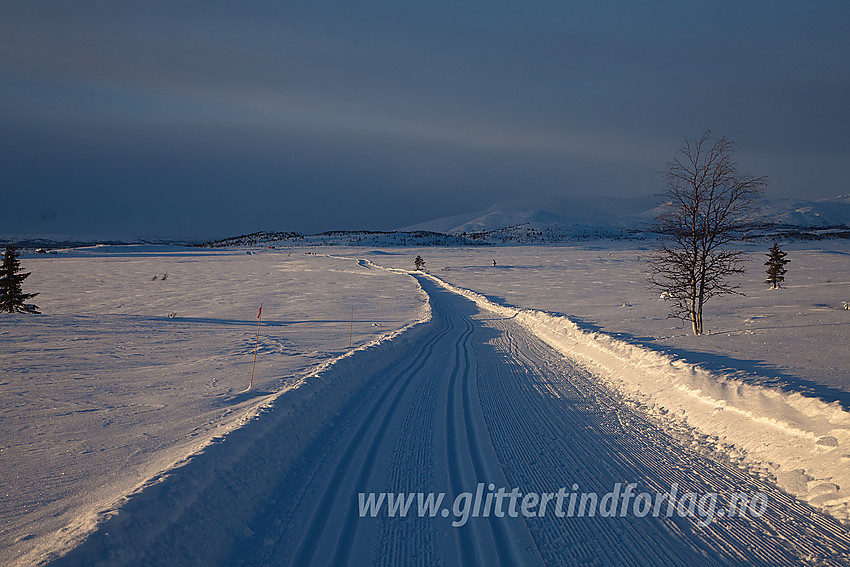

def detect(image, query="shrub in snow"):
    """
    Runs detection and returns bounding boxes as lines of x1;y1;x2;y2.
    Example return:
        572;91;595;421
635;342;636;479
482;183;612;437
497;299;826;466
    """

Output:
413;255;426;271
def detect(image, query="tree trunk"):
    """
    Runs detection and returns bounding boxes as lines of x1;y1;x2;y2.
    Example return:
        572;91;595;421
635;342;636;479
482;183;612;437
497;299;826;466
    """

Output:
696;284;705;335
690;293;699;335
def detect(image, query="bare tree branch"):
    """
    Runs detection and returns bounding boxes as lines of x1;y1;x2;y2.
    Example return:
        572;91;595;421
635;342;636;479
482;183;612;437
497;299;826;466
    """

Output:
649;131;766;334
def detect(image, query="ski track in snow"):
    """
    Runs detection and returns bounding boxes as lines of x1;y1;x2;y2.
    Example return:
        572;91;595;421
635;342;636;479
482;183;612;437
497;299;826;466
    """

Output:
476;304;850;565
44;260;850;566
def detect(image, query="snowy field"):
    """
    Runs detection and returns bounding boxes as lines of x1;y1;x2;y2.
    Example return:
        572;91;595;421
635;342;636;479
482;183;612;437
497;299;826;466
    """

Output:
0;247;426;565
2;241;849;565
367;240;850;397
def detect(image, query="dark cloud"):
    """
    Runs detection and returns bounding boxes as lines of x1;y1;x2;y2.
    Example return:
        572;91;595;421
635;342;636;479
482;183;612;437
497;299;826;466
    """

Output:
1;1;848;239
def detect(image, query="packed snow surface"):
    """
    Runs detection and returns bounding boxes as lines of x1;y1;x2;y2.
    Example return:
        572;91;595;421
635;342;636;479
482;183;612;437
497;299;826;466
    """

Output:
366;241;850;519
2;242;849;565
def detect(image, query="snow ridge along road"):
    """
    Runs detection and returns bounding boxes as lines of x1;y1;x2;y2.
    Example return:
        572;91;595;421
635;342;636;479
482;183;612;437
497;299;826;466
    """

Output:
422;269;850;523
49;262;850;565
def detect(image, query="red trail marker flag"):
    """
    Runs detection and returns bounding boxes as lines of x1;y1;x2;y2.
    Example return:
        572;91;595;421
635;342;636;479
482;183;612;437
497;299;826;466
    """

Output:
250;303;263;390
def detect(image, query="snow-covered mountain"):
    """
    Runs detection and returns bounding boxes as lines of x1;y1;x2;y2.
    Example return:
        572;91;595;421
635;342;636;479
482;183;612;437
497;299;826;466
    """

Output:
197;194;850;248
759;194;850;228
401;196;656;234
400;194;850;243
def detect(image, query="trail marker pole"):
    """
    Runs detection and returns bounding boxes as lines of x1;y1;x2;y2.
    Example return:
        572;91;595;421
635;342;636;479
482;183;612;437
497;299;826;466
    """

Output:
250;303;263;390
349;306;354;348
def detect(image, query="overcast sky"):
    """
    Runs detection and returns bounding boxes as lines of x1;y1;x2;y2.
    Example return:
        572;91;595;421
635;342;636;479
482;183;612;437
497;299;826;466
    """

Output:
2;1;848;240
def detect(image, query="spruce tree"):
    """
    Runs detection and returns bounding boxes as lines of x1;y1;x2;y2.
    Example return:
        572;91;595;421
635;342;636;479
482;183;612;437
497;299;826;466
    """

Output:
413;255;425;271
0;245;40;313
764;242;789;289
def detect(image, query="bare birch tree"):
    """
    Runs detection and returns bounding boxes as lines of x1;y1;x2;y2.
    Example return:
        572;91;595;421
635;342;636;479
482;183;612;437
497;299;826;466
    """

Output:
649;131;767;335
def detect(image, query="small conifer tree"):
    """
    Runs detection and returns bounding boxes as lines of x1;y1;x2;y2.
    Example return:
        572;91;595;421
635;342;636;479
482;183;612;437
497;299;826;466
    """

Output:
764;242;789;289
413;255;426;271
1;245;40;313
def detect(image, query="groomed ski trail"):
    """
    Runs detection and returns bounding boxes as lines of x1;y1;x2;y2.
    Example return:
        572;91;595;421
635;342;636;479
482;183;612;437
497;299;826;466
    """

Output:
49;270;850;566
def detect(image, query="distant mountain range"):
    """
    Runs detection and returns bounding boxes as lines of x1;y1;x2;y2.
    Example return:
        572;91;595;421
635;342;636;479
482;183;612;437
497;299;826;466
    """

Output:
759;195;850;228
401;195;850;238
400;196;658;235
200;195;850;248
202;230;483;248
7;195;849;250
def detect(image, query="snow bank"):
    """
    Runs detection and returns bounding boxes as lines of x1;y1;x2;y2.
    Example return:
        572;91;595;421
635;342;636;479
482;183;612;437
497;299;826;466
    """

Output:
423;273;850;522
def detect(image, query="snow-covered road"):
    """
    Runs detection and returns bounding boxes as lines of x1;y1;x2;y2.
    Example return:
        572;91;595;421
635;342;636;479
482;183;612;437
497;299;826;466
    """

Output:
49;272;850;566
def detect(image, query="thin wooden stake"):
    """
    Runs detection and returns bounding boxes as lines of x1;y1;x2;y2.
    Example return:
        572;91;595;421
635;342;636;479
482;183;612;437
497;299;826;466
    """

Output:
250;303;263;390
349;305;354;348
